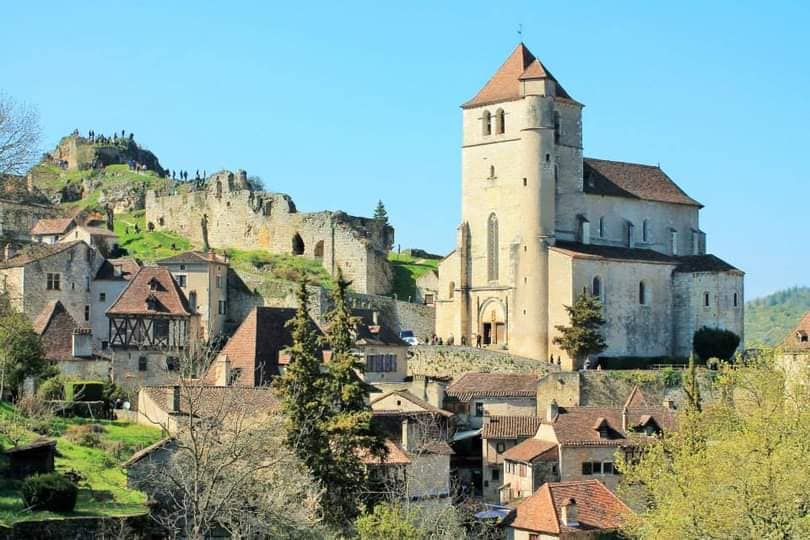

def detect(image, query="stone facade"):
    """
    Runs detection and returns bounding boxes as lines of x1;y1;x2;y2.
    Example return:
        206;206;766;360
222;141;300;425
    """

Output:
0;198;55;242
436;43;744;367
145;170;394;295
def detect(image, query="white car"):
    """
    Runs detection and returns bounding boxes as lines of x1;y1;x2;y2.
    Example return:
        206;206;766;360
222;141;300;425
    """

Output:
399;330;419;347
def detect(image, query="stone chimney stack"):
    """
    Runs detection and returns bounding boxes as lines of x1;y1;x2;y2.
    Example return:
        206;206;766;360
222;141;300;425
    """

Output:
169;385;181;414
401;419;410;452
546;399;559;422
372;311;379;326
216;355;231;386
561;498;579;528
4;244;15;260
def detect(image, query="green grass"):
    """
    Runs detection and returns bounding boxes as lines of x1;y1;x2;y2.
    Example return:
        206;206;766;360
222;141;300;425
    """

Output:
387;252;440;300
226;248;335;289
114;211;192;261
0;404;163;525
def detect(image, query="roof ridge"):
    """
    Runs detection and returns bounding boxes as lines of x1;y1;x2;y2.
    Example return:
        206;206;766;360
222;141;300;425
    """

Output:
585;156;661;169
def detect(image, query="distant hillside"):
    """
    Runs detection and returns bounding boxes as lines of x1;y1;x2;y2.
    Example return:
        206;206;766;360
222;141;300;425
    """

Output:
745;286;810;346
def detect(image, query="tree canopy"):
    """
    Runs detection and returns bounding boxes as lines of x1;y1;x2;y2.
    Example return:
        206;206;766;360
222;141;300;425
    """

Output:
553;292;607;363
373;200;389;225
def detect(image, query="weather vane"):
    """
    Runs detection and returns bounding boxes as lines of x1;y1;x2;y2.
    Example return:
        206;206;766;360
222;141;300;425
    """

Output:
518;23;523;39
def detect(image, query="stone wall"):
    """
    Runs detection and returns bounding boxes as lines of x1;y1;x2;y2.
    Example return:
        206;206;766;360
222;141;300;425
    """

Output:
0;199;56;242
407;346;556;379
145;170;394;295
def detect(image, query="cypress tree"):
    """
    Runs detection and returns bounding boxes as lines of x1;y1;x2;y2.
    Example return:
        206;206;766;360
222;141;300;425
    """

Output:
373;200;388;225
553;292;607;365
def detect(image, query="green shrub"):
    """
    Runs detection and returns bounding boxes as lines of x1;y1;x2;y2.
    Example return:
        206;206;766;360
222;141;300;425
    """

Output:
37;375;71;401
64;423;105;448
693;327;741;362
20;473;78;512
64;381;104;402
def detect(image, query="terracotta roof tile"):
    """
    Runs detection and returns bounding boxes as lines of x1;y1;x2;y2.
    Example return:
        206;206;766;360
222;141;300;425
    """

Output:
370;389;454;418
446;372;538;401
141;384;278;419
482;416;544;440
583;158;702;207
782;311;810;351
463;43;575;109
550;405;676;446
502;438;558;463
507;480;631;534
106;266;191;317
358;439;411;466
95;257;141;280
31;218;75;236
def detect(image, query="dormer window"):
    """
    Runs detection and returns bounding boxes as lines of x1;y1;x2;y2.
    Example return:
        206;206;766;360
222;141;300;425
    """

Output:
148;277;162;291
798;331;808;343
145;294;159;311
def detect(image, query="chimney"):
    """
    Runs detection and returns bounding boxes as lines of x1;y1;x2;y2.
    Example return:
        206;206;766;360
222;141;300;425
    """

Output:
662;398;675;410
216;355;231;386
560;498;579;528
372;311;379;326
4;244;15;260
71;329;92;358
546;399;559;422
401;419;410;452
169;385;181;413
621;407;628;432
113;264;122;277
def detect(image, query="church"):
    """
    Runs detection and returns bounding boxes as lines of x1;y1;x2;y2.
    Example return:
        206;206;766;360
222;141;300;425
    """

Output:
435;44;744;369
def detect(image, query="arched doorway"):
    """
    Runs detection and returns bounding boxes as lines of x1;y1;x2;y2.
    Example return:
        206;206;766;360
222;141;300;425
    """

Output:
292;233;305;255
314;240;324;259
479;298;507;346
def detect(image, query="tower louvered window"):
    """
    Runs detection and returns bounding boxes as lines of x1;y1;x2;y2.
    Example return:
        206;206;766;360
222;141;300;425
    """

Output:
487;213;499;281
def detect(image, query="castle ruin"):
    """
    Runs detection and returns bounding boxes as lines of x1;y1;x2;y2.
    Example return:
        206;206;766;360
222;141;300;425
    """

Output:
146;170;394;295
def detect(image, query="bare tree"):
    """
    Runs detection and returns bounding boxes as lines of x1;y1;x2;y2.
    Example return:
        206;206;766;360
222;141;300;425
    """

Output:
0;92;41;175
132;349;328;539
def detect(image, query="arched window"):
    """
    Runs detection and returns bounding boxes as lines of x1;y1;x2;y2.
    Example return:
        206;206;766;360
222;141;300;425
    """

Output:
448;281;455;299
671;229;679;255
592;276;602;300
704;292;710;307
314;240;324;259
489;165;496;179
642;220;650;243
292;233;305;255
482;110;492;135
599;217;605;238
487;213;499;281
495;109;505;134
733;292;739;307
639;281;649;305
553;112;561;144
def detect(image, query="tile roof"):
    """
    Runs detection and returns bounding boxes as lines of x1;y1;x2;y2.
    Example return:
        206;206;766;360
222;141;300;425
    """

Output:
551;241;739;273
0;240;83;269
482;416;544;440
446;372;538;401
463;43;576;109
141;385;278;419
370;389;454;418
106;266;191;317
202;307;323;386
550;405;676;447
157;251;228;265
358;439;411;466
623;385;652;409
31;218;75;236
502;438;558;463
583;158;702;208
95;257;141;280
80;225;118;238
33;300;87;361
782;311;810;351
507;480;631;534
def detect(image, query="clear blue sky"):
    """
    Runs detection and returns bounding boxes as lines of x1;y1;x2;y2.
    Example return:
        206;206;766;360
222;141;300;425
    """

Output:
3;1;808;299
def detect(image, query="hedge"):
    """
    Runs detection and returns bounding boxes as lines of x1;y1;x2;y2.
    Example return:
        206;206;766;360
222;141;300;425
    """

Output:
20;473;78;512
64;381;105;402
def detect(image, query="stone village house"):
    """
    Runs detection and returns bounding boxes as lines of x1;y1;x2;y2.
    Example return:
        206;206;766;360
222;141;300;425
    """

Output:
435;43;744;368
33;300;109;379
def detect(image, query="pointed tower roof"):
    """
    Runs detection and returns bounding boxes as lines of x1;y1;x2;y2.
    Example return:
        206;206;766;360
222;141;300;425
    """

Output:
463;43;576;108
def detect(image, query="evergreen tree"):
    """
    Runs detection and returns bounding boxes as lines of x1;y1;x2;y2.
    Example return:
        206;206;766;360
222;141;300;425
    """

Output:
321;271;385;526
553;293;607;365
273;282;329;475
373;200;388;225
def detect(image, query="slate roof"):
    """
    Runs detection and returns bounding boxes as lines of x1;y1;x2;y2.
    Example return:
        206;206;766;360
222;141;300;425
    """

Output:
481;416;544;440
0;240;83;269
583;158;702;208
501;438;558;463
157;251;228;265
31;218;75;236
506;480;631;535
782;311;810;351
95;257;141;280
551;241;740;273
33;300;88;361
106;266;191;317
201;307;324;386
446;372;538;401
463;43;576;109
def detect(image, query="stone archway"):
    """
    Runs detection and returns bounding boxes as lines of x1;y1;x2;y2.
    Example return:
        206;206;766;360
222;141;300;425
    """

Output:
292;233;305;256
478;298;507;346
314;240;324;259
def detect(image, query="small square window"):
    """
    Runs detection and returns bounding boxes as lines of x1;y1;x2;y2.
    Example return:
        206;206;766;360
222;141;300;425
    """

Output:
99;292;106;302
84;305;90;322
474;402;484;417
101;341;109;350
603;462;615;474
491;468;500;481
582;462;593;475
138;356;148;371
496;442;506;454
176;275;187;288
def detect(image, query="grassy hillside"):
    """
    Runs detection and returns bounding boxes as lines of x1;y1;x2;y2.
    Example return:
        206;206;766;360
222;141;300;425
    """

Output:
745;286;810;346
114;211;192;261
225;248;335;289
388;252;440;300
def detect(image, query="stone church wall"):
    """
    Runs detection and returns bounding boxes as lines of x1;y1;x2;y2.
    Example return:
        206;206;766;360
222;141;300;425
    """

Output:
145;171;393;295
